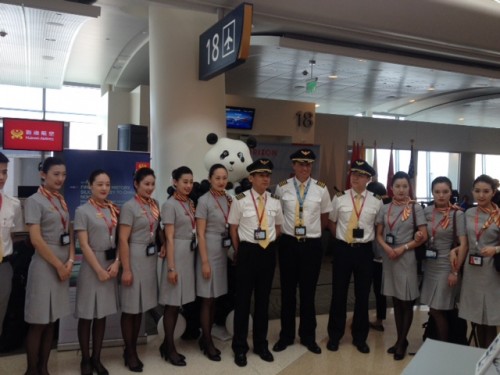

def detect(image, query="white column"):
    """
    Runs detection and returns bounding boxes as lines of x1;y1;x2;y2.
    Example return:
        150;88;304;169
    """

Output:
149;4;226;198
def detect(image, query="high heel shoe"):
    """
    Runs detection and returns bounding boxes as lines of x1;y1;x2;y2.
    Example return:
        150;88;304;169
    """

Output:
393;341;409;361
80;359;93;375
159;342;185;360
123;350;143;372
387;339;408;354
91;358;109;375
166;353;187;367
198;338;221;361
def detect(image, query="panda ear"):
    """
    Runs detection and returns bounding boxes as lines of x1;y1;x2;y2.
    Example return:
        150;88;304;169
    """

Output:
207;133;218;145
246;136;257;149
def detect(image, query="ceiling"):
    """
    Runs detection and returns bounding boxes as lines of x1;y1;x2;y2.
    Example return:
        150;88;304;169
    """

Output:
2;0;500;128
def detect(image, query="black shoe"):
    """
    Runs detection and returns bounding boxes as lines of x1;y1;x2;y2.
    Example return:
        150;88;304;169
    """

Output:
353;341;370;354
393;341;408;361
123;351;143;373
326;340;339;352
198;338;221;361
254;348;274;362
166;353;187;367
234;353;247;367
91;358;109;375
301;341;322;354
80;359;93;375
369;322;384;332
272;340;292;352
387;339;408;355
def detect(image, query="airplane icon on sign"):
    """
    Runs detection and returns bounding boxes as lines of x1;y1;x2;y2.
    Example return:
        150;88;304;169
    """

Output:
222;20;235;58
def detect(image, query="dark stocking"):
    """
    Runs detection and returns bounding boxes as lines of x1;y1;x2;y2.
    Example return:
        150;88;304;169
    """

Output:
121;313;141;368
396;300;413;353
91;318;106;363
476;324;498;348
25;324;45;375
38;322;55;375
78;319;92;361
163;305;182;361
200;297;218;356
429;309;448;342
392;297;403;346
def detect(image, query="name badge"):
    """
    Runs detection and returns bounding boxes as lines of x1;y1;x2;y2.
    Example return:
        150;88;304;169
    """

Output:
190;233;197;251
385;233;395;245
60;232;70;246
425;249;438;259
353;227;364;239
145;243;156;256
469;254;483;266
222;237;232;248
105;248;117;261
254;229;267;241
294;226;307;237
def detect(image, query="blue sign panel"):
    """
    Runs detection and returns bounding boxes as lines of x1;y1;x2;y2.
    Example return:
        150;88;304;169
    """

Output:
199;3;253;81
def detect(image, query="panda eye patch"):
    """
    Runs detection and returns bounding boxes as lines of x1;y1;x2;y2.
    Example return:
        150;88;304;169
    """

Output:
237;152;245;162
220;150;229;159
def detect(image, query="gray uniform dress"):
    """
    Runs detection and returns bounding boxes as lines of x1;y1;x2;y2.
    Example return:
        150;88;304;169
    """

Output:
119;197;159;314
376;203;426;301
420;207;465;310
195;192;229;298
24;191;71;324
158;197;196;306
74;202;119;319
459;207;500;325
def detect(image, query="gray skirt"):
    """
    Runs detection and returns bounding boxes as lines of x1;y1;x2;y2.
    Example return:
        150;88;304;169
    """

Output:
120;242;158;314
382;248;420;301
159;238;195;306
75;251;119;319
25;244;71;324
196;232;228;298
420;251;458;310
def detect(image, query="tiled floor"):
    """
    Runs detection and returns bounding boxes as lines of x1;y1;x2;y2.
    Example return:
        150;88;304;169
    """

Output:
0;307;431;375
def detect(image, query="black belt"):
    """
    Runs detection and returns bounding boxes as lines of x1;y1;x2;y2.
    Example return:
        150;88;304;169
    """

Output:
0;254;13;264
338;239;371;248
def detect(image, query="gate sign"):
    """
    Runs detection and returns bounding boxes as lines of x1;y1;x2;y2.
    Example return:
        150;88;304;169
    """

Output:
199;3;253;81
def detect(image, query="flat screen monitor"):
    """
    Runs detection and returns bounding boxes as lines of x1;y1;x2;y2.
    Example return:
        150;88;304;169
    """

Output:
226;106;255;130
2;118;64;152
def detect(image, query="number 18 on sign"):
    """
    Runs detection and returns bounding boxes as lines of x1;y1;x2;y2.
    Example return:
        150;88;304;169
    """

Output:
199;3;253;81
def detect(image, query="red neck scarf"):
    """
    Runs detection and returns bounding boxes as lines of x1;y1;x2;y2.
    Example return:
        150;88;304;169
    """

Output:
478;202;500;228
392;197;415;221
135;194;159;220
210;188;232;207
89;198;120;227
38;185;68;212
174;191;195;215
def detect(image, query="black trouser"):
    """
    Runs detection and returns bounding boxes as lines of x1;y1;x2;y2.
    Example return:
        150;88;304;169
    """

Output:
278;234;322;344
372;260;387;320
232;241;276;354
328;240;373;344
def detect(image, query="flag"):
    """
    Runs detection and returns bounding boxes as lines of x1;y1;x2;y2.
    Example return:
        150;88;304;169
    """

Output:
345;141;358;189
372;141;378;182
387;143;394;197
359;140;366;160
408;141;416;199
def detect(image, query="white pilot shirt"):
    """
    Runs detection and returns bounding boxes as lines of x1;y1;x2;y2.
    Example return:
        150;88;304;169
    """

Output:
228;188;284;244
329;188;382;243
0;192;24;257
275;177;332;238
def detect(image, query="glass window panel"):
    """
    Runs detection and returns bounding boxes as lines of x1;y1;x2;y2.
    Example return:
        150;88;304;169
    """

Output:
0;109;43;119
68;122;105;150
475;154;500;179
45;86;100;115
0;85;43;111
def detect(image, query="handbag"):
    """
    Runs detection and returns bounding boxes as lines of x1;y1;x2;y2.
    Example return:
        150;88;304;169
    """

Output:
412;203;426;261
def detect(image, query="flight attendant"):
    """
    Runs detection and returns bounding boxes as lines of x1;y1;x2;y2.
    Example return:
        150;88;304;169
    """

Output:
228;158;284;367
196;164;231;361
74;170;120;375
24;157;74;375
159;166;196;366
119;167;159;372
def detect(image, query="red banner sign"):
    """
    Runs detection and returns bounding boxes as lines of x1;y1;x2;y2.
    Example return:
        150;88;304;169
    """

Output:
2;118;64;151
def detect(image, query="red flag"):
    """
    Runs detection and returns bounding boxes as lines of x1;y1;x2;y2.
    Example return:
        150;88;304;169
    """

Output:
408;142;416;199
359;140;366;160
387;143;394;197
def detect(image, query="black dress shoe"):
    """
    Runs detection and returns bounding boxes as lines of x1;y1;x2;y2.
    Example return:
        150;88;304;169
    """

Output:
326;340;339;352
369;322;385;332
254;348;274;362
301;341;322;354
272;340;291;352
234;353;247;367
353;341;370;354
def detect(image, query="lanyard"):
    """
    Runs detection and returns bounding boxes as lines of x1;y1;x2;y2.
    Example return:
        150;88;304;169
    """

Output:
178;200;196;231
91;203;115;237
293;178;311;221
135;196;156;237
430;208;449;239
350;190;367;222
387;203;404;232
250;190;266;229
211;191;229;224
44;194;68;231
474;209;495;243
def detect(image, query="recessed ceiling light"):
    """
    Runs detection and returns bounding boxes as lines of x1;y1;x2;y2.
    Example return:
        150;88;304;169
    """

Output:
42;55;54;60
328;75;338;79
45;38;56;42
47;21;64;27
315;104;320;108
427;86;435;91
409;99;416;103
459;117;465;121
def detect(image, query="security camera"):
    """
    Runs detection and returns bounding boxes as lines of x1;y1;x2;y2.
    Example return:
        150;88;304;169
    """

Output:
0;31;7;37
302;70;308;76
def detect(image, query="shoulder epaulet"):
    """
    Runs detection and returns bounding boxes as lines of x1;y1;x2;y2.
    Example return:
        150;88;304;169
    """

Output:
235;193;245;200
335;191;345;197
316;180;326;188
278;180;288;187
373;194;382;200
270;194;280;200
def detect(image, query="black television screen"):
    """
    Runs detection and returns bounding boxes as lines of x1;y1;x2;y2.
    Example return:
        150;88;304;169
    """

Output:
226;106;255;130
